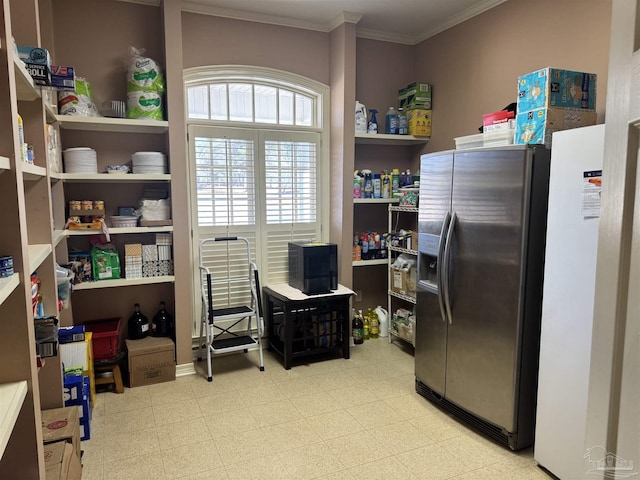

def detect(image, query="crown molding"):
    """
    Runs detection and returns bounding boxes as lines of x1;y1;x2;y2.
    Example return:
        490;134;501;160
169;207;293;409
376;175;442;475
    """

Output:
327;11;362;31
115;0;160;6
116;0;507;46
356;27;415;46
182;1;334;32
413;0;508;45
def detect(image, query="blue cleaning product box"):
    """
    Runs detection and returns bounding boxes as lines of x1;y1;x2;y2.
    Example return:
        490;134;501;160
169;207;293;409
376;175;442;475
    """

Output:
517;68;596;113
58;325;85;344
514;107;597;148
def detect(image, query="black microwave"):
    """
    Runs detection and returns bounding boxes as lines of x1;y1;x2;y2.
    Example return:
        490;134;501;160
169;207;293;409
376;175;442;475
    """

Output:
288;242;338;295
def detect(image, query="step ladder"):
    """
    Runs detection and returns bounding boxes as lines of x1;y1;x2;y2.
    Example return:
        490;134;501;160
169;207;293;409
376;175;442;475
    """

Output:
197;236;265;381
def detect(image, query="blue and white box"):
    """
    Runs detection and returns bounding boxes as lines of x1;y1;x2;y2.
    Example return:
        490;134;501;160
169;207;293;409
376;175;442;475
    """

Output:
517;68;596;113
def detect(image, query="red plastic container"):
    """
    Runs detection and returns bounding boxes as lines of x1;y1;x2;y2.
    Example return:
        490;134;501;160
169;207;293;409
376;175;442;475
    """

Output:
81;317;121;361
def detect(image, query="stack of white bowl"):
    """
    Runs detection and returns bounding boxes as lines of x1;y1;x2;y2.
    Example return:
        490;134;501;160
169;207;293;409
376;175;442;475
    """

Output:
131;151;168;174
63;147;98;173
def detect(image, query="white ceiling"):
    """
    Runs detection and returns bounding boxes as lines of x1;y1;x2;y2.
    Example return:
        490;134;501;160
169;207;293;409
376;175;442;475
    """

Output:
129;0;508;45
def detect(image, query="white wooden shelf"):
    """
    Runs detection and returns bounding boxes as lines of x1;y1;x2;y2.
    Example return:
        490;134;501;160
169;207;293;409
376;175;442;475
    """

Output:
0;381;28;458
0;274;20;307
65;226;173;236
44;104;57;124
28;244;52;273
353;198;400;204
55;115;169;134
73;275;175;290
50;173;171;182
14;58;39;102
353;259;388;267
53;230;66;247
355;132;429;145
0;156;10;173
21;163;46;180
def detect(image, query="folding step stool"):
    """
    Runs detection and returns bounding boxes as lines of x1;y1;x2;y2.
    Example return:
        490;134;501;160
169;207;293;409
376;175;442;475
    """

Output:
198;236;265;381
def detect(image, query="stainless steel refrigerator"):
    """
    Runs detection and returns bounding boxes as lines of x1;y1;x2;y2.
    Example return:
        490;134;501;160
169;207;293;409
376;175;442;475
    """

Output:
415;144;550;450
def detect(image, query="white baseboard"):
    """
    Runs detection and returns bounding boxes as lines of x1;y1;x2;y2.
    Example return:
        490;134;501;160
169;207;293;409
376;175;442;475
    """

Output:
176;362;197;377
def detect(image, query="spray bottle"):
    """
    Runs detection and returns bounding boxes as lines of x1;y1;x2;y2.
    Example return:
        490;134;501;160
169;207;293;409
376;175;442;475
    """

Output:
367;109;378;134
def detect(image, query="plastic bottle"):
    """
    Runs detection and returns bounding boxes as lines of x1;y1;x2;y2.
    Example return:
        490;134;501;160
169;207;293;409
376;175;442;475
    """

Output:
353;171;362;198
372;174;381;198
17;114;26;162
375;306;389;337
367;109;378;134
385;106;398;134
391;168;400;196
355;101;367;133
370;308;379;338
362;169;373;198
360;310;369;340
128;303;150;340
398;108;408;135
382;173;391;199
352;310;364;344
152;301;173;337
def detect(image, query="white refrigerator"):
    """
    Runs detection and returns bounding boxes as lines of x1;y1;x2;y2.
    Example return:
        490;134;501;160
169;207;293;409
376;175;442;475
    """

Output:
534;124;605;478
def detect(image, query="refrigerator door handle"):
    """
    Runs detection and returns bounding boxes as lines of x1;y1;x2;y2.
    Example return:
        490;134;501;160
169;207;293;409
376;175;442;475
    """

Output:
442;211;457;324
436;212;451;323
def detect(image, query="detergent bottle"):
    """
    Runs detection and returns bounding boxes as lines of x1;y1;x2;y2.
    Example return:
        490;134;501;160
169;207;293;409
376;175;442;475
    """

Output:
375;306;389;337
355;101;367;133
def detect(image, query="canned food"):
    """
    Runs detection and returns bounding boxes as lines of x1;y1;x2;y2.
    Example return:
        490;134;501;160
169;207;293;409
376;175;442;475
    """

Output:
82;200;93;211
93;200;104;210
0;256;13;268
69;201;82;211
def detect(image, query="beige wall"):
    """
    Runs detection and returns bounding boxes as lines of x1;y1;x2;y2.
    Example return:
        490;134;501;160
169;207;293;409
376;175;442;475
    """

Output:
414;0;612;153
181;13;330;85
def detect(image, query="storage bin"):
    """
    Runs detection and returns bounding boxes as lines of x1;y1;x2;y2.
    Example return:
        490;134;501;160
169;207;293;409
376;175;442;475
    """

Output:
454;129;515;150
109;215;138;228
80;317;121;361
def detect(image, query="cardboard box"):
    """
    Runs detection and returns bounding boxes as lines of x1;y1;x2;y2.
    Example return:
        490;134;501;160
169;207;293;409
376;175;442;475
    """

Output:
126;336;175;388
514;107;597;148
63;375;91;428
41;407;81;461
405;82;432;109
407;108;432;137
482;110;514;127
517;67;596;112
390;266;417;296
44;441;82;480
58;325;85;344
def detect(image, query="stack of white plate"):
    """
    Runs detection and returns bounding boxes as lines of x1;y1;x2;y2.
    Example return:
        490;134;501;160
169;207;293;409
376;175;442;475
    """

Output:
63;147;98;173
131;151;168;174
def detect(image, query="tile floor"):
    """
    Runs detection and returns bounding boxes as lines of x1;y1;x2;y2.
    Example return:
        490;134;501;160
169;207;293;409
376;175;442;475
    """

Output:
80;338;553;480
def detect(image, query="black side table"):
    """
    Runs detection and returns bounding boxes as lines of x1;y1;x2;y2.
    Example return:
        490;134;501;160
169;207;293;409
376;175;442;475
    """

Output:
262;283;354;369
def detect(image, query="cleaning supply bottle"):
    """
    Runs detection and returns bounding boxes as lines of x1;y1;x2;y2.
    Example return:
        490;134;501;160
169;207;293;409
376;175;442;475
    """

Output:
385;106;398;134
398;108;408;135
372;173;381;198
353;171;362;198
355;101;367;133
382;172;391;199
391;168;400;196
362;169;373;198
367;109;378;134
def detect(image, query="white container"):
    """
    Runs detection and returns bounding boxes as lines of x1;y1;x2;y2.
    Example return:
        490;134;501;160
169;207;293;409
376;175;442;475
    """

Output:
454;129;515;150
375;306;389;337
109;216;138;228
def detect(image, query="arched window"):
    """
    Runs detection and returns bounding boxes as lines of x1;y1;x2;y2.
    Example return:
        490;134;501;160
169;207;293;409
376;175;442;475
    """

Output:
185;66;329;316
